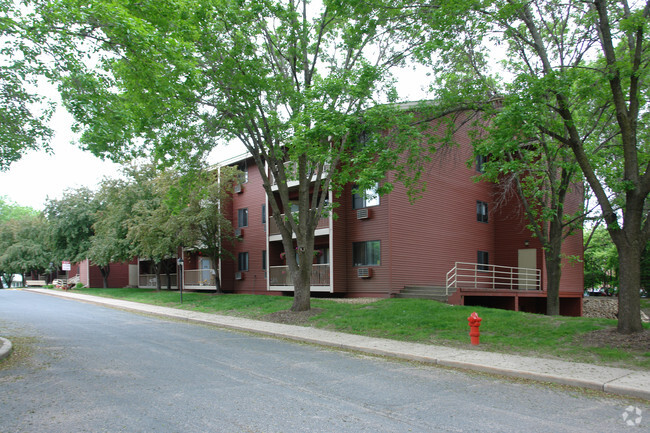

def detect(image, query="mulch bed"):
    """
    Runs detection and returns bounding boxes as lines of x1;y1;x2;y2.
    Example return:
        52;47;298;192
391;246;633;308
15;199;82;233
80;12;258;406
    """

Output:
262;308;324;326
581;328;650;352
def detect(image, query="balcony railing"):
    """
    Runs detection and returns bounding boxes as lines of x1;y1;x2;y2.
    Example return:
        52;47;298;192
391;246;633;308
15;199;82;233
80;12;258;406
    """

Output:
269;264;330;286
139;273;178;288
268;213;329;236
270;162;330;186
445;262;541;295
184;269;216;287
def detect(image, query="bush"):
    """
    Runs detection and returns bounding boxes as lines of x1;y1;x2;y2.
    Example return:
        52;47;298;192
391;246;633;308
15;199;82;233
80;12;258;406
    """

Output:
75;282;85;289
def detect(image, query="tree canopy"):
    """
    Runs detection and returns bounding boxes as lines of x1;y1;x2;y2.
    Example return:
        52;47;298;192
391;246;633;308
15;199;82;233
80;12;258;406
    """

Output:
0;0;54;170
414;0;650;333
29;0;431;310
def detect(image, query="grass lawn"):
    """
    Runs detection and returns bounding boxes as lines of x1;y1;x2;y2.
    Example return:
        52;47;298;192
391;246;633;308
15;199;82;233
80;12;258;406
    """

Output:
70;288;650;370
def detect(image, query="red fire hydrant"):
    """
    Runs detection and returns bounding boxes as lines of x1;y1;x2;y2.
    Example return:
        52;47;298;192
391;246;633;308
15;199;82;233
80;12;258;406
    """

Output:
468;312;482;345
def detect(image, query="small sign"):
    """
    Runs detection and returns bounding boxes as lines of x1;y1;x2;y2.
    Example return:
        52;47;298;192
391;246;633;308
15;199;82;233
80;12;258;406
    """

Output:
62;261;71;271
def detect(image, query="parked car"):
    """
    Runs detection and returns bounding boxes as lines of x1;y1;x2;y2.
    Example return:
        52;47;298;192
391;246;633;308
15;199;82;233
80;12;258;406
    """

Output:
585;287;607;296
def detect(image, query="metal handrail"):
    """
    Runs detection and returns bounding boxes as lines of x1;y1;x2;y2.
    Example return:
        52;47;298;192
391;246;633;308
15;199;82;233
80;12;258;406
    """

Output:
446;262;541;295
139;273;178;288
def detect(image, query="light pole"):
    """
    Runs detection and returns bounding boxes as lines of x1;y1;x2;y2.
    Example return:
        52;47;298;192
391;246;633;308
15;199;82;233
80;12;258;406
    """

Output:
177;257;184;304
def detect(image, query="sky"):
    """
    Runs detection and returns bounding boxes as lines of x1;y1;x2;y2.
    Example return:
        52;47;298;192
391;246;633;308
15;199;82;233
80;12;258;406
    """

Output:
0;65;431;211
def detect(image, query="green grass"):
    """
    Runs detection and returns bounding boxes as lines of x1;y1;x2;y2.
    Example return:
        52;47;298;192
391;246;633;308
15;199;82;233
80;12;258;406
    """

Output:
70;288;650;370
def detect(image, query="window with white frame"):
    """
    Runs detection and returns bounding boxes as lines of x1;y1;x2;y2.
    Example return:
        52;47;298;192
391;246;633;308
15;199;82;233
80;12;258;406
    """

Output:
237;163;248;183
352;183;380;209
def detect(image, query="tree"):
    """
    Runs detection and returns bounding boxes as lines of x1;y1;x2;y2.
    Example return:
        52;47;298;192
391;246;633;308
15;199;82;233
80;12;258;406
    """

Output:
0;0;54;170
418;0;649;333
0;215;51;286
474;109;584;315
45;187;98;265
583;225;619;291
88;178;134;288
121;165;184;291
175;165;240;294
0;196;39;222
35;0;429;311
0;197;42;287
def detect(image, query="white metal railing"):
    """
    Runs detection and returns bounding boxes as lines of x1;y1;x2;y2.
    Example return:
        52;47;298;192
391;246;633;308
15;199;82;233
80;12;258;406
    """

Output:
445;262;541;295
268;213;329;235
184;269;216;287
269;264;330;286
270;162;330;186
139;273;178;288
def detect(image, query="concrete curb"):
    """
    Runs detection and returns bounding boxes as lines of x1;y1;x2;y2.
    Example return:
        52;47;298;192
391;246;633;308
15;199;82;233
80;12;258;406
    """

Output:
0;337;13;361
25;288;650;401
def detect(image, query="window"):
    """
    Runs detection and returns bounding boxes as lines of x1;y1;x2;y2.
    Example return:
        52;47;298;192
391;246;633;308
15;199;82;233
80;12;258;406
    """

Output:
238;252;249;272
238;208;248;227
237;163;248;183
476;201;488;223
262;204;266;224
262;250;266;270
352;183;380;209
353;241;380;266
476;155;488;173
477;251;489;271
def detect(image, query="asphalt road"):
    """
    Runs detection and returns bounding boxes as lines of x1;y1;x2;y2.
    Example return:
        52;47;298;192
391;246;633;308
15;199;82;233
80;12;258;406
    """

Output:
0;290;645;432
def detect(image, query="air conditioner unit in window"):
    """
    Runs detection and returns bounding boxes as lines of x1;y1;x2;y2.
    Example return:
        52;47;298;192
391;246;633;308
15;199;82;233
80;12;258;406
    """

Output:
357;208;370;219
234;183;243;194
357;267;372;278
235;271;244;280
235;228;243;238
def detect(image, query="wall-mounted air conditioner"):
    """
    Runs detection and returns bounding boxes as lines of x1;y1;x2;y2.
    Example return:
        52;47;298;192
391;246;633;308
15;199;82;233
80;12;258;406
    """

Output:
235;272;244;280
234;183;243;194
357;267;372;278
357;208;370;220
235;228;243;238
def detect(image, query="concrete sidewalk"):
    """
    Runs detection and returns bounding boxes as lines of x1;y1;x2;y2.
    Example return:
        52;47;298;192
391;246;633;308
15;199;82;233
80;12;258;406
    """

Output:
24;288;650;401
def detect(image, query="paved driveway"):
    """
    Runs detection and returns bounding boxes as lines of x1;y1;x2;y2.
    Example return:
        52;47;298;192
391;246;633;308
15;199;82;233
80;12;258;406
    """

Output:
0;290;644;432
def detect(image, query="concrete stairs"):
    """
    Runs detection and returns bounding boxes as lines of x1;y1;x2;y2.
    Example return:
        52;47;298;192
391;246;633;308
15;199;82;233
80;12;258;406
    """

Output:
394;285;456;303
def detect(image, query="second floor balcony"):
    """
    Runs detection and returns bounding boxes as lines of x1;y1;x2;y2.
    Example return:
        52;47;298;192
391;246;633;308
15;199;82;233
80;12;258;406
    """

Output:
268;212;330;239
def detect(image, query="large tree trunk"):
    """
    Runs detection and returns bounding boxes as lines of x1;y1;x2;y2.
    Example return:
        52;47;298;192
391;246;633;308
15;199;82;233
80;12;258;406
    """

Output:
545;254;562;316
288;238;315;312
100;264;110;289
212;254;223;294
545;220;564;316
291;259;312;312
616;241;643;334
155;262;162;292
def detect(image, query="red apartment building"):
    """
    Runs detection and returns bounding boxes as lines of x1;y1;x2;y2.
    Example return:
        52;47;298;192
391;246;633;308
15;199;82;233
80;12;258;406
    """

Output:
71;112;582;315
215;118;584;316
67;258;135;288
